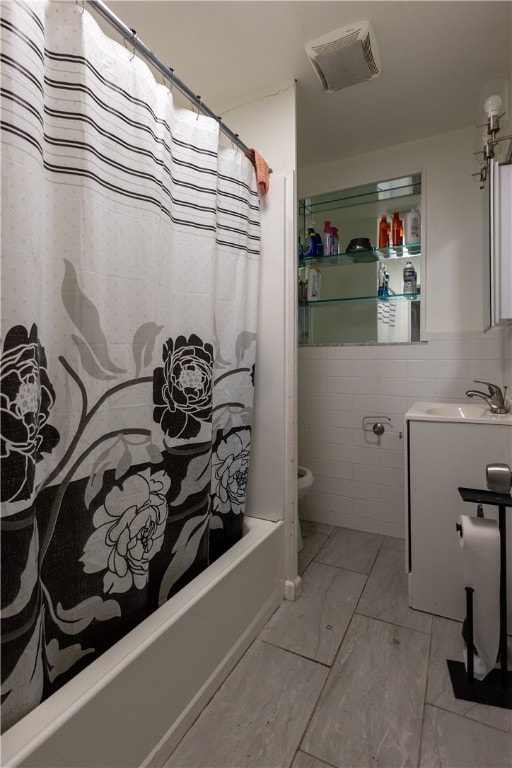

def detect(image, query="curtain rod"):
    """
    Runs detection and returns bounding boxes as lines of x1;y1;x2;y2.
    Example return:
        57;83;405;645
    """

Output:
86;0;258;165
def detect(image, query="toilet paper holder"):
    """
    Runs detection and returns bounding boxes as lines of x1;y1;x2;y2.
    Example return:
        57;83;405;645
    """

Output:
486;463;512;495
362;416;403;439
447;472;512;709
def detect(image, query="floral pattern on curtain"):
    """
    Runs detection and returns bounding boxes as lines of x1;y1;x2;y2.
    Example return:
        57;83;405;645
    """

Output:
0;0;260;733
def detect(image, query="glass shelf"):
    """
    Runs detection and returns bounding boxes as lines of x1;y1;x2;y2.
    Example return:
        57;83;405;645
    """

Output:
300;293;420;306
299;244;421;267
299;175;421;217
298;173;422;345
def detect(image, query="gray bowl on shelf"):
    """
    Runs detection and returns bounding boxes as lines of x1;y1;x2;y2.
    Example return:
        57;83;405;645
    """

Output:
345;237;378;262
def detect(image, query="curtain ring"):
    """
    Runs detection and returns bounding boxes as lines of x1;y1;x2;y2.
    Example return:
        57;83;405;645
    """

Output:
129;29;137;61
195;96;201;121
76;0;85;14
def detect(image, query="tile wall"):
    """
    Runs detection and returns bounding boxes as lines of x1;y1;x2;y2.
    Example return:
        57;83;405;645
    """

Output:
298;331;511;539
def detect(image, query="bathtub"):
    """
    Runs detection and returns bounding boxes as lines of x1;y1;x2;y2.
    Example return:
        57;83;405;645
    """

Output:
2;517;284;768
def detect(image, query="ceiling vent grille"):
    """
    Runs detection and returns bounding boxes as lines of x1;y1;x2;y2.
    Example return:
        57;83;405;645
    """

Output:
305;22;381;93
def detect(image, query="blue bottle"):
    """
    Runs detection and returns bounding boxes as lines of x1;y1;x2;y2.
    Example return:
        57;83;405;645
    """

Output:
307;227;324;258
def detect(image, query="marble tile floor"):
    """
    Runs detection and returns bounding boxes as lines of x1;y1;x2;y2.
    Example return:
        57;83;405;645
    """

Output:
164;522;512;768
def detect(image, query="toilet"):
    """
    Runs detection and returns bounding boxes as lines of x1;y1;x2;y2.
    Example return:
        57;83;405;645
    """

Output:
297;465;314;500
297;465;314;551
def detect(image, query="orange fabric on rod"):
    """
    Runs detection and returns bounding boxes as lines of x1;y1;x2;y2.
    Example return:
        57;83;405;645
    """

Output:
250;148;270;196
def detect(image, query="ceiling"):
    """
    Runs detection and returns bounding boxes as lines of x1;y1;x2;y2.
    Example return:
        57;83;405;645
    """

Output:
103;1;511;169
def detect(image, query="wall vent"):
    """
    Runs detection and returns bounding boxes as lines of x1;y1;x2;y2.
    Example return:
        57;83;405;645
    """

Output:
305;22;381;93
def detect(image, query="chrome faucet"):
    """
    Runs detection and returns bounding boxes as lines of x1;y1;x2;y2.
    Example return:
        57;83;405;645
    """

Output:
465;380;509;414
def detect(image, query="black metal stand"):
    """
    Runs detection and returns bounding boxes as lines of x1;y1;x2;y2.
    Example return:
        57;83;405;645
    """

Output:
447;487;512;710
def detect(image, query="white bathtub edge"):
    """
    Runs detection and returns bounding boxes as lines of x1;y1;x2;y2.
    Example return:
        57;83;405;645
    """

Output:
2;517;284;768
143;589;280;768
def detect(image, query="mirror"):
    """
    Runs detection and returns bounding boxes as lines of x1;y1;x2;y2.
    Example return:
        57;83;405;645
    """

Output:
298;175;422;345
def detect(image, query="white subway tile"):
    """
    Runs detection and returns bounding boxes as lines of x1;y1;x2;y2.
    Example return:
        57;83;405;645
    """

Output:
304;425;353;446
315;459;353;480
327;346;378;360
406;378;437;397
351;359;381;378
305;473;330;493
298;347;329;361
379;484;406;506
299;491;353;515
379;449;405;470
298;408;338;427
298;328;509;537
327;410;363;428
305;458;352;481
379;521;405;539
378;345;418;360
353;498;404;523
404;342;440;360
309;359;353;377
435;378;472;399
333;513;381;533
298;507;379;533
352;430;383;448
466;360;504;380
423;340;470;360
329;477;380;501
352;428;403;452
327;376;353;394
328;376;379;395
456;338;503;360
328;443;378;465
301;392;354;412
378;359;407;378
352;463;404;487
350;445;381;466
298;374;329;394
379;377;407;396
298;440;332;461
352;394;407;414
406;358;467;380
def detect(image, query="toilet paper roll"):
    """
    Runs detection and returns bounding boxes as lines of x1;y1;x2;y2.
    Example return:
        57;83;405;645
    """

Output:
457;515;500;679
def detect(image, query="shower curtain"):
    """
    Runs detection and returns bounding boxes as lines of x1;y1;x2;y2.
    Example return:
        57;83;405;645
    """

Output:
0;0;260;733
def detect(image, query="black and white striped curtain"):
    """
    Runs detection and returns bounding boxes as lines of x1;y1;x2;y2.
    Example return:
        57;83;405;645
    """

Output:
0;0;260;732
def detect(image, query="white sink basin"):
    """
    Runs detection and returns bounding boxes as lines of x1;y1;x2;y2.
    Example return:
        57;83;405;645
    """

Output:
424;404;489;419
405;401;512;425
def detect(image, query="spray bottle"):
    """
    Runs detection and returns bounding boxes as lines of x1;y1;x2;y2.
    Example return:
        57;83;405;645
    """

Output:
323;221;332;255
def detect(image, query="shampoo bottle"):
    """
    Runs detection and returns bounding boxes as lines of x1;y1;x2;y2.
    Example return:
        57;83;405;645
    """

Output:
405;209;421;254
378;215;389;248
392;212;403;246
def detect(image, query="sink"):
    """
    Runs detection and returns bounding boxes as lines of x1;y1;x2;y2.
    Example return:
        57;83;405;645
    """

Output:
424;404;489;419
405;401;512;425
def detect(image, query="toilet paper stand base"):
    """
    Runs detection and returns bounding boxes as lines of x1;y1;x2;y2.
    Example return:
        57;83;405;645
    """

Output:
446;487;512;711
447;660;512;709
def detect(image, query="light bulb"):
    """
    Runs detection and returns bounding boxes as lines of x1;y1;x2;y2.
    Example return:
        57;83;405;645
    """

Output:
484;94;502;117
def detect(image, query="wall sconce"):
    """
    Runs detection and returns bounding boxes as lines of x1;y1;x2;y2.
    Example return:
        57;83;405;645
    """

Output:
473;80;512;188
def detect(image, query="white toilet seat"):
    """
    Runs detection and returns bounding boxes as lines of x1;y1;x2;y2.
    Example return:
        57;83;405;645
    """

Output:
297;465;313;499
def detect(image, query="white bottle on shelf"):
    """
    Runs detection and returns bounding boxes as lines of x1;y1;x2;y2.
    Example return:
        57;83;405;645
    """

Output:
405;209;421;246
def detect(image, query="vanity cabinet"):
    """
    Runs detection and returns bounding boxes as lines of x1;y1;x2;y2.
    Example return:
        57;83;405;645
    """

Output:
299;174;422;345
406;413;512;625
